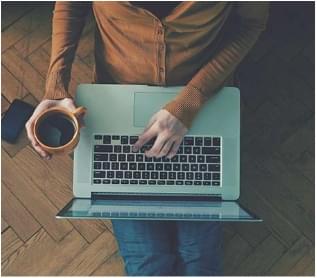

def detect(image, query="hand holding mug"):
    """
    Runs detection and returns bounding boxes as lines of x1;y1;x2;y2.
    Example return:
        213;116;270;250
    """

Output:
25;98;86;159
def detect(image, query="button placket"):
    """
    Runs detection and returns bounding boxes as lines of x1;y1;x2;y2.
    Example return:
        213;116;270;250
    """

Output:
157;24;166;85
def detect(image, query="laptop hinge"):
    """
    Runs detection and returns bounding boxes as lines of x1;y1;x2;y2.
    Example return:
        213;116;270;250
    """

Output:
91;192;222;201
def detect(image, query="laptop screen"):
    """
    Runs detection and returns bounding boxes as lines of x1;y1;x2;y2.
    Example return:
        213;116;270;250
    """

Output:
57;196;261;222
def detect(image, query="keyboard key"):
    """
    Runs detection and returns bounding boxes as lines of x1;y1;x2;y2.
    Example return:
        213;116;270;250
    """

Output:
103;162;110;169
212;181;220;186
177;172;185;179
155;163;163;171
116;171;123;178
195;137;203;146
186;172;193;180
176;181;184;185
177;147;183;154
162;157;170;162
120;162;128;170
107;171;114;178
147;163;154;170
130;136;138;144
133;171;141;179
213;137;221;146
121;136;129;144
145;156;153;162
173;164;181;171
185;181;193;185
95;135;102;140
130;180;138;184
212;173;220;180
110;154;117;161
129;163;137;170
171;155;179;162
112;179;120;184
194;181;202;185
139;180;147;185
184;137;194;145
206;156;220;163
138;163;145;170
195;172;202;180
103;135;111;144
204;173;211;180
114;145;122;153
169;172;176;179
118;154;126;161
180;155;187;162
123;145;130;153
93;179;101;184
136;154;143;161
149;180;156;185
197;155;204;163
94;154;108;161
160;172;167;179
189;155;196;163
103;179;111;184
184;147;192;154
127;154;134;161
151;172;158;179
121;179;129;184
167;180;175;185
94;171;105;178
142;172;150;179
95;145;113;152
208;164;220;171
112;135;120;140
111;162;119;170
193;147;200;154
94;162;101;169
199;164;207;171
204;137;212;146
125;171;132;178
202;147;220;154
203;181;211;186
153;157;161;162
191;164;198;171
182;164;189;171
157;180;166;185
164;164;172;171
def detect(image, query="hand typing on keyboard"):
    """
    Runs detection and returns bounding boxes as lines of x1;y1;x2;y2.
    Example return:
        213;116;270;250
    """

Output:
133;109;188;158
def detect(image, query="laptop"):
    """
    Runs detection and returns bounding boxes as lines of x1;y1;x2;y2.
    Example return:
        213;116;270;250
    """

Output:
57;84;261;222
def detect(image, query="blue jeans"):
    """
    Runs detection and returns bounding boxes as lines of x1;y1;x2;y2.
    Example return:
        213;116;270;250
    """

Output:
112;220;223;276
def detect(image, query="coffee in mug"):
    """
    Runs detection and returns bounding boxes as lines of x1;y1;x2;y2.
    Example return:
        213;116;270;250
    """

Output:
33;106;86;155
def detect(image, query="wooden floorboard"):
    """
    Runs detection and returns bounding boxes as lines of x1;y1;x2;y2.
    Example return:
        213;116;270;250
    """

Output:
1;2;314;276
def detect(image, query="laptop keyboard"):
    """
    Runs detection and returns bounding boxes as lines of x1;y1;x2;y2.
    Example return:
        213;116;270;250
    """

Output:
92;134;221;187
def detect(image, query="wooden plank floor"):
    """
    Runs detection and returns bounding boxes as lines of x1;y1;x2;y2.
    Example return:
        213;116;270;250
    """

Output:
1;2;314;276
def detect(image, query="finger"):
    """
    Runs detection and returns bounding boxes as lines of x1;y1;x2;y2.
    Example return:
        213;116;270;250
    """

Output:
157;139;174;158
133;127;157;152
25;120;38;147
166;138;182;159
32;143;50;159
145;134;167;157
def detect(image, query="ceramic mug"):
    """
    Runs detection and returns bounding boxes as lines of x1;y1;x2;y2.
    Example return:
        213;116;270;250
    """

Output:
33;106;87;155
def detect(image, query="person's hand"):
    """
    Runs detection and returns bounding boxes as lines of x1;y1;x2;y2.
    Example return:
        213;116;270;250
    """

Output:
133;109;188;158
25;98;84;160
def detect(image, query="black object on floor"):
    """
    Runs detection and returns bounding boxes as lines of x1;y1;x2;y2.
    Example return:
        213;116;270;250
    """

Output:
1;99;34;143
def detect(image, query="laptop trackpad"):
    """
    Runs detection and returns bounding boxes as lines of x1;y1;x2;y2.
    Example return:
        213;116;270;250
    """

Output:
134;92;177;127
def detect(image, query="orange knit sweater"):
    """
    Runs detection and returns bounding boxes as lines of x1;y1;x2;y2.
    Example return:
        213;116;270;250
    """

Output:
44;1;269;128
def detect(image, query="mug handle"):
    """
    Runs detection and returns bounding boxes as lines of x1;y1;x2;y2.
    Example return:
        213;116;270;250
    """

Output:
72;106;87;118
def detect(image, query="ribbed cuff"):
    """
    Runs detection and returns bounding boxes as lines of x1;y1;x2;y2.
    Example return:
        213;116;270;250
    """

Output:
162;85;208;129
43;70;72;100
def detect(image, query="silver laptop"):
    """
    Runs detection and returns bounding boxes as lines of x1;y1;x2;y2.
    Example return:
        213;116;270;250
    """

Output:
57;84;261;222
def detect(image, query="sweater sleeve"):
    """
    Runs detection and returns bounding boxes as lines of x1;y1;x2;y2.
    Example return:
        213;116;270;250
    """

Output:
163;2;269;128
43;2;91;100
